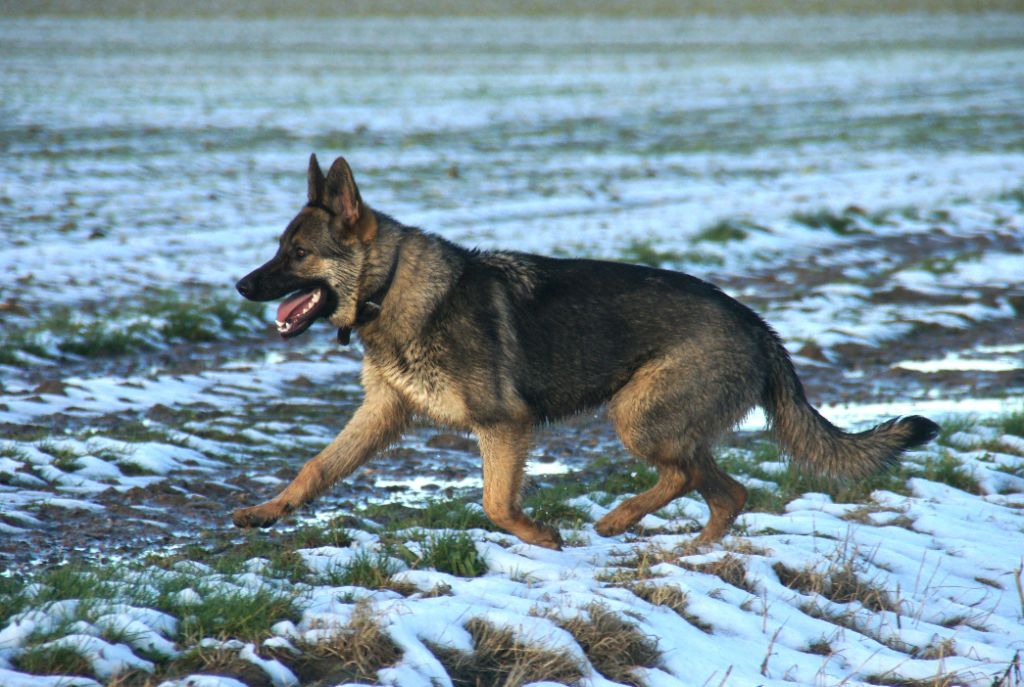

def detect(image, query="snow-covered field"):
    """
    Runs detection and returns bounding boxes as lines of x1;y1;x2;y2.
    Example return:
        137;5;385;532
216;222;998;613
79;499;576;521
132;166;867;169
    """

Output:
1;10;1023;687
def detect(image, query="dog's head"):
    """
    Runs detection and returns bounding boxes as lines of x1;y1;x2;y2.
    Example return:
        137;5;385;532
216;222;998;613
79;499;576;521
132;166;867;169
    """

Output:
236;154;378;338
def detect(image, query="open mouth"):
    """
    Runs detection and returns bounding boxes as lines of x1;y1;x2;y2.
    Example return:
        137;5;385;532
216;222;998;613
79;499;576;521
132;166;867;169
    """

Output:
275;286;329;339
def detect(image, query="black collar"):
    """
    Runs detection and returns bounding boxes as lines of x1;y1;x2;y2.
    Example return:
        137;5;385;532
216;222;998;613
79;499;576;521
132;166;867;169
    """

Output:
337;247;400;345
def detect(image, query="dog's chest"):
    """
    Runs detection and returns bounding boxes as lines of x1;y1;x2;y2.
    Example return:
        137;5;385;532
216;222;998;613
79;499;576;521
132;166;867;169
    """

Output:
368;348;471;427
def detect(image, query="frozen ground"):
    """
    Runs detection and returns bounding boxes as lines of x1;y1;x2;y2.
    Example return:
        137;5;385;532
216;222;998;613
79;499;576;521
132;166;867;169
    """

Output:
1;10;1023;687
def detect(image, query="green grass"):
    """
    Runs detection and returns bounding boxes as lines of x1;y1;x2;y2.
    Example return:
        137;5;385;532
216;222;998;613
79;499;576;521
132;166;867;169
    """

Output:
179;582;300;643
0;443;29;460
619;238;687;267
585;460;660;506
996;409;1024;437
718;434;987;514
524;487;592;527
157;293;266;343
30;563;120;605
717;441;911;513
11;643;94;679
0;330;50;365
91;419;193;447
416;531;488;578
693;219;755;244
363;497;496;532
618;238;722;268
36;441;84;473
57;320;153;357
0;575;30;626
791;208;868;236
149;535;312;584
919;451;981;494
0;293;267;365
290;518;356;549
326;551;402;589
937;415;978;445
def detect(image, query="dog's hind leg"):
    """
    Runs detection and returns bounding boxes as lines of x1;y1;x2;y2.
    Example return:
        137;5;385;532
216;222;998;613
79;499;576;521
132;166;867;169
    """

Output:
598;348;754;542
477;423;563;550
233;384;410;529
693;455;748;543
594;463;694;537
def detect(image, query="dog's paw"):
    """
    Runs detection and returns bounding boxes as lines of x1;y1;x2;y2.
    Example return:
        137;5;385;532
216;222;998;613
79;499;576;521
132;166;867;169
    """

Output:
232;504;281;529
593;514;629;538
524;523;563;551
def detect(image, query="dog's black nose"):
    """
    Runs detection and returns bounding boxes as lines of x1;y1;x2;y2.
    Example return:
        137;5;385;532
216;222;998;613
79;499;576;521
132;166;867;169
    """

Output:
236;277;254;299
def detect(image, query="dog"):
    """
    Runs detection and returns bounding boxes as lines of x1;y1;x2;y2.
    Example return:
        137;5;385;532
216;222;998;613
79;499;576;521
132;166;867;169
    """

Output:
232;154;939;549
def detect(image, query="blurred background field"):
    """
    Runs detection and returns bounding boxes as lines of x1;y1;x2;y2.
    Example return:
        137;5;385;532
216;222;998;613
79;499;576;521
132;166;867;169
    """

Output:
4;0;1024;16
2;4;1024;686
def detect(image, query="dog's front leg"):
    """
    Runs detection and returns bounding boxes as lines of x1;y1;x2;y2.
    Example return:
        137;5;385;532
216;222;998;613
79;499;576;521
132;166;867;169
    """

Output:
233;386;410;528
477;423;563;550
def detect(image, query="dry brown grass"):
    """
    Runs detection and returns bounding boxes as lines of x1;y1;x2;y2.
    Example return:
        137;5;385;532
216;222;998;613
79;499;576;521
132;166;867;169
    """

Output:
681;554;753;593
805;636;833;656
861;670;970;687
773;547;896;613
627;582;713;633
841;505;915;530
278;603;403;686
165;647;275;687
800;601;916;655
109;605;401;687
550;602;661;687
917;637;956;660
427;617;585;687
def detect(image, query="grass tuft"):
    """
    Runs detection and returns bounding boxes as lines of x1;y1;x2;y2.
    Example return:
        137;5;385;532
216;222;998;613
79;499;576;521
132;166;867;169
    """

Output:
774;544;896;613
681;554;752;593
12;642;95;679
552;602;660;687
173;646;275;686
919;451;981;494
523;489;592;528
997;409;1024;438
428;617;584;687
693;219;754;243
628;582;712;633
290;518;356;549
327;551;403;590
791;208;867;236
366;498;497;532
0;575;29;625
936;415;978;445
416;531;488;578
619;238;685;267
0;293;267;365
36;441;84;473
280;603;403;686
179;582;299;643
860;671;964;687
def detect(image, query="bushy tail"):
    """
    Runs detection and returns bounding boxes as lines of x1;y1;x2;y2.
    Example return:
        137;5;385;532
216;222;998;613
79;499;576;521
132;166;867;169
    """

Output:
761;336;939;479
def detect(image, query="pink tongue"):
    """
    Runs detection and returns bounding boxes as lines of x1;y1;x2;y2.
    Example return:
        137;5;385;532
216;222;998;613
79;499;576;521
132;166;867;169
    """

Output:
277;290;316;322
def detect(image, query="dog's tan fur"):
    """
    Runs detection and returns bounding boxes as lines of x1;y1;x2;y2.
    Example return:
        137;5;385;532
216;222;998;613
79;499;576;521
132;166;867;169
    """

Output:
232;154;939;549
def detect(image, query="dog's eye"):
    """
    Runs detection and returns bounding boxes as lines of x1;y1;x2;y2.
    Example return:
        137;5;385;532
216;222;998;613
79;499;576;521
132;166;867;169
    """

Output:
295;247;308;259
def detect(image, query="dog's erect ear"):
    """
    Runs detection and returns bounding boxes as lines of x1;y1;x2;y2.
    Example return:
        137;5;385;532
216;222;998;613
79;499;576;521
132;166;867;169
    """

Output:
307;153;325;205
324;156;376;242
324;157;361;225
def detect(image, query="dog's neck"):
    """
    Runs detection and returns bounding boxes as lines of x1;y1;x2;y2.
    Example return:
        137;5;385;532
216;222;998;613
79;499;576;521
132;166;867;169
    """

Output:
350;218;463;351
336;231;401;345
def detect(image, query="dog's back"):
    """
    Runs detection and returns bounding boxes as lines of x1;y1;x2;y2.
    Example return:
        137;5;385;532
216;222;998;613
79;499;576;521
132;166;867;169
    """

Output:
232;155;937;549
467;252;770;424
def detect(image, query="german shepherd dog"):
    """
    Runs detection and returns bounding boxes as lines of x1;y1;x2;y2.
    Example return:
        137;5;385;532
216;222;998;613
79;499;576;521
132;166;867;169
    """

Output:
233;154;939;549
